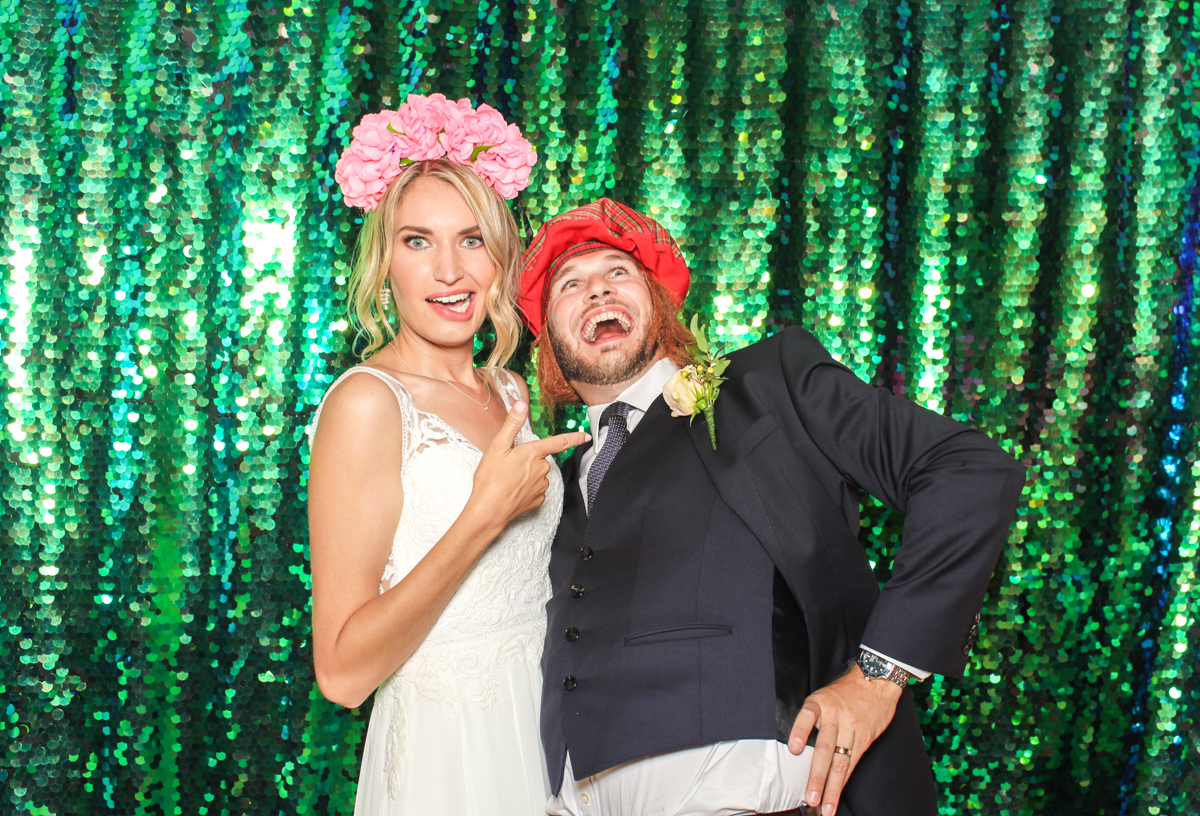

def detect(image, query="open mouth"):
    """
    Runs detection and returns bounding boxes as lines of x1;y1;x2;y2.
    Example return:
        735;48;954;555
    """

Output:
427;292;473;314
581;309;633;345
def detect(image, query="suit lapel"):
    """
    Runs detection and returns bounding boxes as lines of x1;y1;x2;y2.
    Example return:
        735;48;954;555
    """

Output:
680;373;810;591
685;412;788;559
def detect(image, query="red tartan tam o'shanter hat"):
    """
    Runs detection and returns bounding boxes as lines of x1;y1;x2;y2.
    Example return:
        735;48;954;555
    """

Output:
517;198;691;336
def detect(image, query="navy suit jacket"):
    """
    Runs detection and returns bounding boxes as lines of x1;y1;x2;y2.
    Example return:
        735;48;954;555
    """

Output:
541;326;1026;814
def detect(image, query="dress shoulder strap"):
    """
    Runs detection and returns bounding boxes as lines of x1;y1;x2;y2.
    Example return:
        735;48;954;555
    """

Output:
306;367;417;461
491;368;524;410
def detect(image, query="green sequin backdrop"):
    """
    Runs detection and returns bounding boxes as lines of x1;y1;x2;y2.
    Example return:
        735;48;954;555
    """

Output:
2;0;1198;813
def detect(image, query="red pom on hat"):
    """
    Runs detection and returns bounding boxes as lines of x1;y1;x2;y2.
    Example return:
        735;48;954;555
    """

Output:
517;198;690;336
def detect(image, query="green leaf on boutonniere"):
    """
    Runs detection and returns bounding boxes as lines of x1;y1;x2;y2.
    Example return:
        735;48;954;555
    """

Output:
690;314;709;355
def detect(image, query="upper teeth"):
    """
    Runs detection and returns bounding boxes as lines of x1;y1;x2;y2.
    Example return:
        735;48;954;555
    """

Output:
431;293;470;303
583;310;632;342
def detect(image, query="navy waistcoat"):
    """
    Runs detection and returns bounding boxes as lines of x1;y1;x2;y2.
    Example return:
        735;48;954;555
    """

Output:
541;397;804;791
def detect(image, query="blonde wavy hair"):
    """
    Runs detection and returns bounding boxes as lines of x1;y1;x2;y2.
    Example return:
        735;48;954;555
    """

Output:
347;159;524;368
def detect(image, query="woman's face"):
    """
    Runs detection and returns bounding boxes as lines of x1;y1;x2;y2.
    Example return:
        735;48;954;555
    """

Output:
387;175;497;350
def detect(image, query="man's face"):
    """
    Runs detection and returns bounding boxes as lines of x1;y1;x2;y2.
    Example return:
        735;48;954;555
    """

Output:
544;249;658;387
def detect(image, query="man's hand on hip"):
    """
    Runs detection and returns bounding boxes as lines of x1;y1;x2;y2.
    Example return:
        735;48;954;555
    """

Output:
788;663;903;816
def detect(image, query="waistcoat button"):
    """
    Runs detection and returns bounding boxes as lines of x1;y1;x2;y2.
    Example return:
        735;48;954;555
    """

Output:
565;626;580;642
563;675;578;691
570;584;585;598
580;546;594;561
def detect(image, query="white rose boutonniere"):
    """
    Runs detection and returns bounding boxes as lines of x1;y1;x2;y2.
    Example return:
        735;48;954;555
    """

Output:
662;315;730;450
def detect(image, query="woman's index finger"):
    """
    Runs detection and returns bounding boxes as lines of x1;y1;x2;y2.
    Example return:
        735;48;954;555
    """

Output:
522;431;591;458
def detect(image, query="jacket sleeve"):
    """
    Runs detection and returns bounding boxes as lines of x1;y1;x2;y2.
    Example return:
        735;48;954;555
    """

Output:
779;327;1025;678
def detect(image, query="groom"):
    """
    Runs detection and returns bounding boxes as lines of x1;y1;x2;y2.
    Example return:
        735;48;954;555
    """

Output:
518;199;1024;816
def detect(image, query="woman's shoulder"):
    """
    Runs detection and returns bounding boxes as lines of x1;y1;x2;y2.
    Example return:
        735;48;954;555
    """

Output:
311;367;410;445
328;365;411;409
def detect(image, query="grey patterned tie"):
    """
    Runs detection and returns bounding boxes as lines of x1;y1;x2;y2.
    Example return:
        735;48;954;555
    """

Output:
587;401;631;514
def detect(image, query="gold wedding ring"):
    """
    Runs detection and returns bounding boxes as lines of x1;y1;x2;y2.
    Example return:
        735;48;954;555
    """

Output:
833;746;852;756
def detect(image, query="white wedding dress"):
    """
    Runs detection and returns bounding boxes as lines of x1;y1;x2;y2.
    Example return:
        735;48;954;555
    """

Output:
308;366;561;815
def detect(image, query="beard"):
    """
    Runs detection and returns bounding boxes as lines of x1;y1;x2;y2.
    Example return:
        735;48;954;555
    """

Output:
547;319;658;387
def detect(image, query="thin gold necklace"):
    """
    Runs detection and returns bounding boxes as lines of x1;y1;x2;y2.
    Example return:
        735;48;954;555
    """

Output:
389;341;493;411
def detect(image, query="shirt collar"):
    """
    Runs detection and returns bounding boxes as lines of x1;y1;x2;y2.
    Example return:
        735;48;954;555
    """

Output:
585;357;680;438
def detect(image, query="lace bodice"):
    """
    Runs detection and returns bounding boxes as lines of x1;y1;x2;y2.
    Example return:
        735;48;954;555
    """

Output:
307;366;562;800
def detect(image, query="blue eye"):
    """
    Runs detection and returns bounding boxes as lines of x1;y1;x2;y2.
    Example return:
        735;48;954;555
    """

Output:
462;235;485;248
404;236;429;249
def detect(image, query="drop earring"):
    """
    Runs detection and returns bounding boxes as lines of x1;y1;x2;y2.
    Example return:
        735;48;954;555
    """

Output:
380;281;391;311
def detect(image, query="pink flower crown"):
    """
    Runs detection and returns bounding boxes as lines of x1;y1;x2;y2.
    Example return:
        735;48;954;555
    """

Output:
334;93;537;211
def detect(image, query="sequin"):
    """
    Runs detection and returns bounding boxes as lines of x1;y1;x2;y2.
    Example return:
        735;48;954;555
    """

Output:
3;2;1197;814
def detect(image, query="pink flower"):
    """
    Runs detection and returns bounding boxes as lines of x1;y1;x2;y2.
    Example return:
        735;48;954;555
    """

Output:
470;104;511;145
392;94;461;161
441;103;512;164
418;93;470;130
473;126;537;199
350;111;404;162
335;151;388;211
440;95;476;125
396;129;445;162
334;143;406;211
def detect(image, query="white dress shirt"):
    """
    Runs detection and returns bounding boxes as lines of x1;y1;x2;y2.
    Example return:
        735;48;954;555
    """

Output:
549;357;927;816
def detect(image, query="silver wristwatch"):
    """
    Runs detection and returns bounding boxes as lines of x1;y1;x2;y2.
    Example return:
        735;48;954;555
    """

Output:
856;649;915;687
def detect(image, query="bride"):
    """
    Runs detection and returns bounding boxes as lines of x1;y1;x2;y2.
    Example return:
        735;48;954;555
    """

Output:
306;95;587;814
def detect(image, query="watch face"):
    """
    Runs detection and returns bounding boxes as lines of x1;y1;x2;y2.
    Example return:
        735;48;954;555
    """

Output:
858;651;892;678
